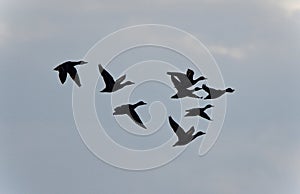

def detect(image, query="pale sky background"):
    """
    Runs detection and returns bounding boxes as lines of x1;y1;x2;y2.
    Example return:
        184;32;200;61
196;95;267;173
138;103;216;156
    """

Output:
0;0;300;193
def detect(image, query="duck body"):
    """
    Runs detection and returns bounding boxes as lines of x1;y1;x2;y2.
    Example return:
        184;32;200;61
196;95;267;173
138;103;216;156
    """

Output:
53;60;87;87
185;104;214;121
167;69;206;88
202;84;235;99
113;101;147;129
170;75;202;99
168;116;205;147
98;64;134;93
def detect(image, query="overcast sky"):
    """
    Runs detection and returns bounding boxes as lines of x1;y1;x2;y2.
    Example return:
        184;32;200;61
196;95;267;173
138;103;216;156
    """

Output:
1;0;300;193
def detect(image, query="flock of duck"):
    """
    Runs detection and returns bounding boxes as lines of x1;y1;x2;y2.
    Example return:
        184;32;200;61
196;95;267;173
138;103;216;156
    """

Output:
54;60;235;147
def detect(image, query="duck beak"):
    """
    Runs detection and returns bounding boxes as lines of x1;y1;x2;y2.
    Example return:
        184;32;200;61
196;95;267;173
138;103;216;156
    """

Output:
112;112;116;115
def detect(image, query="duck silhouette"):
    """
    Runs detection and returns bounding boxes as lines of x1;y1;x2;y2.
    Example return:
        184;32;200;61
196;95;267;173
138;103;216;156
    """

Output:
168;116;205;147
113;101;147;129
170;75;202;99
167;69;206;88
98;64;134;93
185;104;214;121
201;84;235;99
53;60;87;87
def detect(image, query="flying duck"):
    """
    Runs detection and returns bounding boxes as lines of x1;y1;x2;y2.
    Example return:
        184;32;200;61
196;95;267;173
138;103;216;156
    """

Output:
53;60;87;87
185;104;214;121
201;84;235;99
167;69;206;88
170;75;202;99
113;101;147;129
98;64;134;93
168;116;205;147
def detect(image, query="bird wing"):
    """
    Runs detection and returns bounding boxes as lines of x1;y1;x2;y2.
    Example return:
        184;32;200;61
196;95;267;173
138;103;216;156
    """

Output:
170;75;184;90
72;74;81;87
203;84;220;94
129;109;146;129
201;84;210;93
202;84;224;99
115;74;126;83
168;116;186;139
58;69;67;84
68;66;81;87
167;72;184;77
68;66;77;79
186;126;195;136
98;64;115;88
200;111;212;121
186;69;194;80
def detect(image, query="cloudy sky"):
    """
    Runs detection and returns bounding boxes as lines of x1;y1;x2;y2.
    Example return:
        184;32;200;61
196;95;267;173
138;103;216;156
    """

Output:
1;0;300;193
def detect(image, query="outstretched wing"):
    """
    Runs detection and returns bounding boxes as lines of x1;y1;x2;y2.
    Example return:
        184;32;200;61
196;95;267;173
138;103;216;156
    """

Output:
98;64;115;88
201;84;211;93
58;69;67;84
186;126;195;136
170;75;184;91
129;109;146;129
186;69;194;80
169;71;194;89
202;84;223;99
167;72;184;77
168;116;186;139
200;111;212;121
68;66;81;87
115;74;126;84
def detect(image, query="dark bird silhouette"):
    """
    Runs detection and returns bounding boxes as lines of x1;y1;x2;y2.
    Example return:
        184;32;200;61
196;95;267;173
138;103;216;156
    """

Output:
170;75;202;99
53;60;87;87
185;104;214;121
167;69;206;88
98;64;134;93
201;84;235;99
113;101;147;129
168;116;205;147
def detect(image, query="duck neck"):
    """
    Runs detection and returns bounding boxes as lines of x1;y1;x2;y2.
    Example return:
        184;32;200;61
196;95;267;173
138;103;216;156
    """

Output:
133;101;144;109
226;88;234;93
192;132;205;140
194;76;205;84
203;105;211;110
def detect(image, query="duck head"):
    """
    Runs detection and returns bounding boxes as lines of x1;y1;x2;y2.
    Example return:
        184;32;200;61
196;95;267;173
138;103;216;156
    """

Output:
204;104;214;109
79;61;88;64
194;87;202;91
138;101;147;105
135;101;147;106
226;88;235;93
